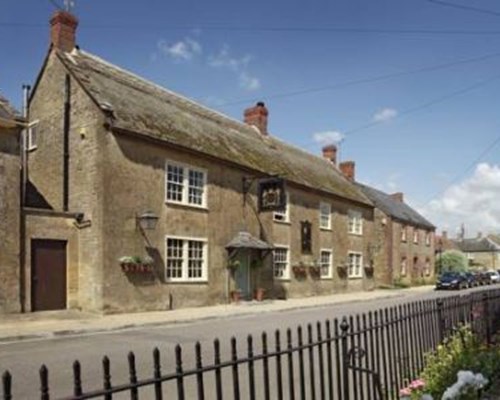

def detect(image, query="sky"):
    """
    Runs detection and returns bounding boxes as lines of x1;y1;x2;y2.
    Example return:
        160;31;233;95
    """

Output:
1;0;500;237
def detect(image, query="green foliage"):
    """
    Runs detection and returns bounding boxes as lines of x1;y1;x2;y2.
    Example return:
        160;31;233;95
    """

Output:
437;250;468;273
421;326;500;398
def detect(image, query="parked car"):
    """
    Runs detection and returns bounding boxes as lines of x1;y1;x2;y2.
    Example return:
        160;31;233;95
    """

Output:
436;272;468;290
487;270;500;284
475;271;491;286
464;272;478;288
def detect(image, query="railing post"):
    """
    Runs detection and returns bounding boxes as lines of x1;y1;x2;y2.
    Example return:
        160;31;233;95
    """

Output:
436;299;445;342
340;317;350;400
2;371;12;400
482;292;491;345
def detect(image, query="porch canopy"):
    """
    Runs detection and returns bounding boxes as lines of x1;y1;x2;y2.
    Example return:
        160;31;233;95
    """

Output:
225;231;273;252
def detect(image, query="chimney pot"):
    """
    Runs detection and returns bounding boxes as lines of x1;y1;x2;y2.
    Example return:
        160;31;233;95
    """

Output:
390;192;404;203
50;10;79;52
339;161;355;181
322;144;337;165
244;102;268;135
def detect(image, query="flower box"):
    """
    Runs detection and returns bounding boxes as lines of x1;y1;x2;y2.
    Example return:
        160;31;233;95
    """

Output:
292;265;308;279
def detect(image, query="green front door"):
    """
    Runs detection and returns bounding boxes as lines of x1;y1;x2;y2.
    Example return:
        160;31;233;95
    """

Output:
234;251;251;300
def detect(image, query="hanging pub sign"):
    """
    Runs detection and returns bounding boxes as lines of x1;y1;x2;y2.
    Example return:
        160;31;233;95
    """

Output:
258;178;286;212
301;221;312;254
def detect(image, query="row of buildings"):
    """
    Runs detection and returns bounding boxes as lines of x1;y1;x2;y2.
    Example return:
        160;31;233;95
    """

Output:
0;10;436;314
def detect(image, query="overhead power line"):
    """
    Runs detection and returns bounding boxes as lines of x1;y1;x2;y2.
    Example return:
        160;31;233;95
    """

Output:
422;134;500;206
426;0;500;17
47;0;63;10
3;21;500;36
219;50;500;107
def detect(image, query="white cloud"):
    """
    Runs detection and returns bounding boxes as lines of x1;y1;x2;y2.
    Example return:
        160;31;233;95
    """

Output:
312;130;345;146
158;37;202;61
373;108;398;123
208;46;260;91
419;163;500;236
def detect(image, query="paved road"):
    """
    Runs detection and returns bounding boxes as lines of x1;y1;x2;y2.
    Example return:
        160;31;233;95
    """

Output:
0;286;491;399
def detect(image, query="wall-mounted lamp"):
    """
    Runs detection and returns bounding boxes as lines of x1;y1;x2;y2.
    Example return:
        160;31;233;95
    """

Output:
137;211;159;231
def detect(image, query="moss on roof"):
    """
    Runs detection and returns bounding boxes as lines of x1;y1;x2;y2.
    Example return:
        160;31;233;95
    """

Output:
57;49;372;206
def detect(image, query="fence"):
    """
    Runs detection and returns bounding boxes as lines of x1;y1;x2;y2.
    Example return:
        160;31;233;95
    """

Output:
3;289;500;400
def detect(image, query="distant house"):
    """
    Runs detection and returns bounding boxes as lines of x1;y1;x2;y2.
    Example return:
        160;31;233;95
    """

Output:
354;179;436;285
8;9;400;314
452;234;500;270
0;95;24;312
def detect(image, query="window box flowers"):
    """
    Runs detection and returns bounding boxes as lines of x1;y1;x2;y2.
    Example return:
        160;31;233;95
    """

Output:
292;265;308;279
119;255;154;273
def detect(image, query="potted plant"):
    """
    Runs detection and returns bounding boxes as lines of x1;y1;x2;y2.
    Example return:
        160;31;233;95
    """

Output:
309;265;321;279
230;289;242;303
142;255;154;273
227;259;240;270
337;265;348;279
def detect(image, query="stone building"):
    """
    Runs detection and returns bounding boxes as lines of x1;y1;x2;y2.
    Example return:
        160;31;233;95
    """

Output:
331;160;436;285
452;234;500;270
0;95;24;313
13;9;395;314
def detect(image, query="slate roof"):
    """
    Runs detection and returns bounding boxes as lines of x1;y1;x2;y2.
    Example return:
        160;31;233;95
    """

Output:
55;49;372;207
0;94;20;121
356;183;435;230
453;237;500;253
226;231;273;250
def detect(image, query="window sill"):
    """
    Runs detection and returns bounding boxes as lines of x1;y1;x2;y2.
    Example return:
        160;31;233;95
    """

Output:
320;276;333;280
273;220;291;225
348;232;363;237
348;276;363;280
165;279;209;284
27;146;38;152
320;227;332;232
166;201;209;212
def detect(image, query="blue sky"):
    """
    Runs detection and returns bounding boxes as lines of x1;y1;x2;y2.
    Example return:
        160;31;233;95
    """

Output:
2;0;500;236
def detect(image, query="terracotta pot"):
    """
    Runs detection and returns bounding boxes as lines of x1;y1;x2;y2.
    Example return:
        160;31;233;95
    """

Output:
254;288;265;301
230;290;242;303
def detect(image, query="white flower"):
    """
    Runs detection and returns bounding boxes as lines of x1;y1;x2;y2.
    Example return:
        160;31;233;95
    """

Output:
442;370;489;399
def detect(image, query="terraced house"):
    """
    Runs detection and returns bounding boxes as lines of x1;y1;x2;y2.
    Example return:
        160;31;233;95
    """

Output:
3;10;436;314
0;96;24;313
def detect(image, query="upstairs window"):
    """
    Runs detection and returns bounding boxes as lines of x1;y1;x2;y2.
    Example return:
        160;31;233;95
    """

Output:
26;121;39;151
413;230;419;244
401;257;407;277
348;210;363;235
273;192;289;223
319;202;331;229
425;232;432;246
166;162;207;207
401;226;407;242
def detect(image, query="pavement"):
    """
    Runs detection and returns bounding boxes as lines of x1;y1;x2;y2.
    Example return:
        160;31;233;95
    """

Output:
0;285;434;343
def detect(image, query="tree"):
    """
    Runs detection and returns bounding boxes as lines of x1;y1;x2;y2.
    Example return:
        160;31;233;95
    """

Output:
436;250;468;273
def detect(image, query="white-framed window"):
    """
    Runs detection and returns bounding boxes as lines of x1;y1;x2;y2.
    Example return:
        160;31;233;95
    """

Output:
425;232;431;246
319;202;331;230
401;226;407;242
273;192;289;223
413;230;419;244
165;236;208;282
26;120;39;151
348;210;363;235
273;246;290;279
424;259;431;276
320;249;333;278
348;251;363;278
165;161;207;208
401;257;407;277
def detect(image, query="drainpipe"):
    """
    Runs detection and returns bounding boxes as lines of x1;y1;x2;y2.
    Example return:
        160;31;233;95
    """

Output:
63;74;71;211
19;84;31;312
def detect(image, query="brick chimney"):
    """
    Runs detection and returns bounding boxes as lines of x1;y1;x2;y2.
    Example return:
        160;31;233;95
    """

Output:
390;192;404;203
339;161;355;181
322;145;337;165
442;230;448;240
244;102;268;135
50;11;79;52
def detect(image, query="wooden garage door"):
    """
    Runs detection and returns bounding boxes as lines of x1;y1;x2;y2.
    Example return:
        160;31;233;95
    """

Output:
31;240;67;311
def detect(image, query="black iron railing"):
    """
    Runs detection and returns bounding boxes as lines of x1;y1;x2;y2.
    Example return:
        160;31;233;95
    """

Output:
2;289;500;400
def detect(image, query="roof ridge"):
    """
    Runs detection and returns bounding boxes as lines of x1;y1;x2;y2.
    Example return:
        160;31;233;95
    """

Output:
78;49;255;134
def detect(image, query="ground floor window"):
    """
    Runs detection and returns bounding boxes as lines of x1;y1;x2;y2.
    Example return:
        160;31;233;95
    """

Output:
424;259;431;276
348;252;363;278
320;250;333;278
165;236;207;281
401;257;407;277
273;246;289;279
